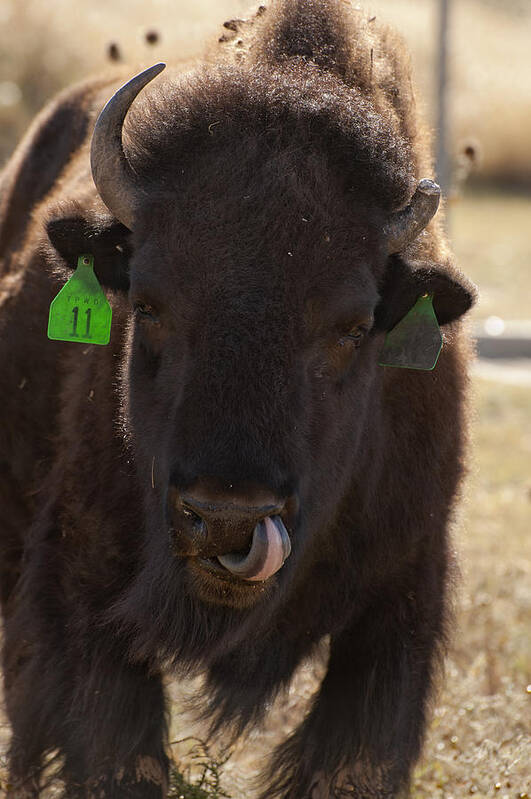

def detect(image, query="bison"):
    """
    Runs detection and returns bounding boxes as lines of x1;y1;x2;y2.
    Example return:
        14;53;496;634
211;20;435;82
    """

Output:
0;1;476;796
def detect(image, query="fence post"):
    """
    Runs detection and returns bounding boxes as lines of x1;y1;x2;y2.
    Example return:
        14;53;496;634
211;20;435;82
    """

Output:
436;0;451;198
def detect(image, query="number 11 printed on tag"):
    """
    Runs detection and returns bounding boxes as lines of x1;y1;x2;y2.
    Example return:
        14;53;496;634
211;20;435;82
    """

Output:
47;255;112;345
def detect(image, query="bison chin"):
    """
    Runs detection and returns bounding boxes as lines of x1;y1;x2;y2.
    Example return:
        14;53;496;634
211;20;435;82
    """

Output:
185;557;279;609
108;516;296;668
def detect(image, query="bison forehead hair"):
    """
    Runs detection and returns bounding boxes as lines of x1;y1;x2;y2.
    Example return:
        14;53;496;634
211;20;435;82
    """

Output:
125;60;416;216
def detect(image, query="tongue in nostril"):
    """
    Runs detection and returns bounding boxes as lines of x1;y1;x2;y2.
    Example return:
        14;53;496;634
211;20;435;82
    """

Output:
217;516;291;582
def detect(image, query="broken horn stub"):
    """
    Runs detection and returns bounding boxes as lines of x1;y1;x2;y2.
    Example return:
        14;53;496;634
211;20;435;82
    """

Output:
385;179;441;255
90;63;166;231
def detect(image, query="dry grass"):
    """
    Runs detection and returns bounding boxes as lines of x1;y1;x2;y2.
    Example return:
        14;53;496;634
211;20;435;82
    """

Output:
410;378;531;799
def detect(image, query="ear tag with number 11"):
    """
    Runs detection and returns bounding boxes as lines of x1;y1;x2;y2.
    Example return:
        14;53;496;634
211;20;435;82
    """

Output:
47;255;112;345
378;294;443;371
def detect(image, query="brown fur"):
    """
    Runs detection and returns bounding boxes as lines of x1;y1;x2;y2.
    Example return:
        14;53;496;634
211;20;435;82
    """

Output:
0;2;475;797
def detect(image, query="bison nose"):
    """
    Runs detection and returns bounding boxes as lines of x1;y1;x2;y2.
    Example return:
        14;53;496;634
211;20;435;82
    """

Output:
168;479;293;581
182;486;285;529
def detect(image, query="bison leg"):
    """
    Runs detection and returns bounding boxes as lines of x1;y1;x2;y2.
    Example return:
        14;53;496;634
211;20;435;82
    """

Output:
263;564;446;798
4;632;168;798
56;656;169;798
3;627;48;796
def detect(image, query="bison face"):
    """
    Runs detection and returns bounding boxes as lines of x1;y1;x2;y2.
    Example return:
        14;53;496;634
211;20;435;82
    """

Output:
119;169;386;610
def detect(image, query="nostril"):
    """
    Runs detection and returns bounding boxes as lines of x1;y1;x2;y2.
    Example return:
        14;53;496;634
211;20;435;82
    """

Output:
182;506;203;525
167;487;208;555
168;487;205;525
180;503;207;537
171;479;297;559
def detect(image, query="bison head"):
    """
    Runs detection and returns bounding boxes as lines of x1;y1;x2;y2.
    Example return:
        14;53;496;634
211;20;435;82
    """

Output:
47;65;474;649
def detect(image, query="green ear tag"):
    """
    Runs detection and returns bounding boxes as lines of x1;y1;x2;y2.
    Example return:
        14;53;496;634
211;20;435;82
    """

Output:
47;255;112;345
378;294;442;371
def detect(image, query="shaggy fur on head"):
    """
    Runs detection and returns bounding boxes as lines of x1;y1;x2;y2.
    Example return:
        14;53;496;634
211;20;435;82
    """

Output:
127;0;425;213
0;1;475;797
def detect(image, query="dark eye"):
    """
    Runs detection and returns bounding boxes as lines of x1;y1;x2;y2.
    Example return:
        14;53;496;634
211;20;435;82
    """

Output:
133;302;159;323
342;325;367;348
347;326;363;341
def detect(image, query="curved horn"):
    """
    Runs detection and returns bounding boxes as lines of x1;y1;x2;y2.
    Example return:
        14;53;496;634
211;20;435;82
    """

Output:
90;63;166;230
385;179;441;255
218;517;291;582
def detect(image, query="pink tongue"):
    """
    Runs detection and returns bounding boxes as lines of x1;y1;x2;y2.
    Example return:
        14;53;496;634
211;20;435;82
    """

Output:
245;516;286;582
217;515;291;582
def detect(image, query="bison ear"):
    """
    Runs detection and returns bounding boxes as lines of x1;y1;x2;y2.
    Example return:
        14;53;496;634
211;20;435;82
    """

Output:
374;254;477;332
46;208;131;292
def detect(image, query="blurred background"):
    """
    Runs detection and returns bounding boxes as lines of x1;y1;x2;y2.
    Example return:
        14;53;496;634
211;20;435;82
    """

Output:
0;1;529;797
